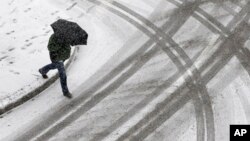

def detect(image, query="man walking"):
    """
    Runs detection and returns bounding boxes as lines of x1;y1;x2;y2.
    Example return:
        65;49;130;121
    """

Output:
38;19;88;99
39;33;72;98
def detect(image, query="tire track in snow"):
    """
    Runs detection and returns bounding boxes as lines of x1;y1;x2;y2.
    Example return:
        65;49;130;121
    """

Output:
89;1;208;141
14;0;209;140
37;0;250;140
33;1;213;140
99;1;214;141
117;2;250;141
123;19;250;141
14;0;250;140
93;0;249;140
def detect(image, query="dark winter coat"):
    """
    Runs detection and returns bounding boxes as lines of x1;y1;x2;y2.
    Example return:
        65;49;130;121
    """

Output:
48;34;71;62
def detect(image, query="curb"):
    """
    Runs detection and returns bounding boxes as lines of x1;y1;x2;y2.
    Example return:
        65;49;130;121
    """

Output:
0;47;79;115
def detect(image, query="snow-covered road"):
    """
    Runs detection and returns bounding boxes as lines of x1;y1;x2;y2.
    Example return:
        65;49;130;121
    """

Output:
0;0;250;141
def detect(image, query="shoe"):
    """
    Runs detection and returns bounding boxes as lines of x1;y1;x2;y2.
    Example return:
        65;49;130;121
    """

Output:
39;69;48;79
63;92;73;99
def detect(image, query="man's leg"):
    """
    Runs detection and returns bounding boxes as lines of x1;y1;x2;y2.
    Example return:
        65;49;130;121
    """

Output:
55;61;72;98
39;62;57;78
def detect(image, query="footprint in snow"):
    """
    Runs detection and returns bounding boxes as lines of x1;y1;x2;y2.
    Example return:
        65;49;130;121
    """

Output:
51;11;59;15
10;70;19;74
26;43;33;47
6;30;15;35
0;56;8;61
30;36;38;40
8;48;15;52
12;19;17;23
10;8;17;14
24;8;31;12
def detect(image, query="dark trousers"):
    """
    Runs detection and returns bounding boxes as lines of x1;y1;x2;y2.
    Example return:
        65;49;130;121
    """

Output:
40;61;69;94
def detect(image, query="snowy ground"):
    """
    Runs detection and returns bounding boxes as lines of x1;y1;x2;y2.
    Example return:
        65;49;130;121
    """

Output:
0;0;77;110
0;0;250;141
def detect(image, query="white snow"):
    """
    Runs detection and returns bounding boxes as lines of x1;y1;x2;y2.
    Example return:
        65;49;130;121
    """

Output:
0;0;71;108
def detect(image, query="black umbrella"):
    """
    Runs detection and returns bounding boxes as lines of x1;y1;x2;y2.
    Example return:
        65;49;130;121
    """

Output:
51;19;88;46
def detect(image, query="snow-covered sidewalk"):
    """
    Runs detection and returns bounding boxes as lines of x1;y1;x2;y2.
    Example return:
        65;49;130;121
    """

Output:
0;0;77;113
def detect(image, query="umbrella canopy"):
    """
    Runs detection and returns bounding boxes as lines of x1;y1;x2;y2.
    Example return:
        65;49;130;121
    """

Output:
51;19;88;46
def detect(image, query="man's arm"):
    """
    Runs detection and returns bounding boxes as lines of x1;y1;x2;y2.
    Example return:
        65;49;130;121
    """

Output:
47;34;60;52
